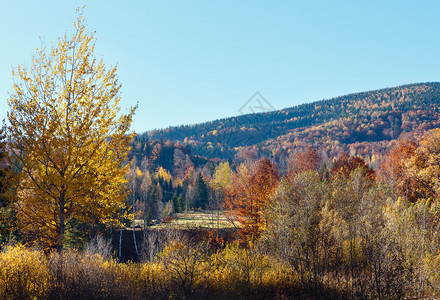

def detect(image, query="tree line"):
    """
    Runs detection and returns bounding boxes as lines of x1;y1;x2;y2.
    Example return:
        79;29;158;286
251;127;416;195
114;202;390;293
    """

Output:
146;82;440;160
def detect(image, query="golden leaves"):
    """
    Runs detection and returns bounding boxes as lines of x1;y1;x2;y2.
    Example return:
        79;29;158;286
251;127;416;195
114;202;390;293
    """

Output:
7;10;136;251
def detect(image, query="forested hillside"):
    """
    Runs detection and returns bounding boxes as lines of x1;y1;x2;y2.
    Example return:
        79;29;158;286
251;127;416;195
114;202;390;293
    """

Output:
145;82;440;163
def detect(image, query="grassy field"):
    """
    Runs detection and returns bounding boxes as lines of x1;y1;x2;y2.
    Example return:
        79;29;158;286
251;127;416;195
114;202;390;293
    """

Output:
134;210;236;230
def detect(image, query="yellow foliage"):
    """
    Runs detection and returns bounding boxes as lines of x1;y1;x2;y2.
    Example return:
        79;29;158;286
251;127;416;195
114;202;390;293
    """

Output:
0;244;51;299
211;161;232;191
0;243;300;298
136;166;143;178
7;10;136;252
156;166;172;183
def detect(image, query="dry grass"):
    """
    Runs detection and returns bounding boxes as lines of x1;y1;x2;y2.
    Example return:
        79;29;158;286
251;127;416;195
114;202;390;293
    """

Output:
134;210;236;230
0;243;308;300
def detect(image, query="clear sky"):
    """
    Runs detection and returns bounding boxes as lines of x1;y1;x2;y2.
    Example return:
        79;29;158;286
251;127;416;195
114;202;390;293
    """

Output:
1;1;440;133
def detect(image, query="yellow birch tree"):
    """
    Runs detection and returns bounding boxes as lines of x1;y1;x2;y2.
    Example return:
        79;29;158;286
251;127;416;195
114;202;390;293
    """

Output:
7;10;136;253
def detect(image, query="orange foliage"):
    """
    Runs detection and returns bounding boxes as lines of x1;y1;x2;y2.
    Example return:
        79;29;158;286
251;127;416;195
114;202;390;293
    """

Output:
331;153;375;182
224;158;279;241
378;138;420;201
288;147;320;178
403;129;440;202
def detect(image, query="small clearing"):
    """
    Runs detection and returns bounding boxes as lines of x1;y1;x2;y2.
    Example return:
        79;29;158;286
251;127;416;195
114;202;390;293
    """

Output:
151;210;235;229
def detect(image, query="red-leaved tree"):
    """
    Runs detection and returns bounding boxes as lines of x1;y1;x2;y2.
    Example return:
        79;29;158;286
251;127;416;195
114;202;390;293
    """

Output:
224;158;279;241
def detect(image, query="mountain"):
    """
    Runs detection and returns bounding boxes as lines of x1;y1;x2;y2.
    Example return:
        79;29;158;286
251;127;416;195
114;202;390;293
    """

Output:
142;82;440;163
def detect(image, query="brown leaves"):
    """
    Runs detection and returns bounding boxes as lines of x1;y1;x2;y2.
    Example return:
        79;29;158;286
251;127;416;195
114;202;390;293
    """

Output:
378;138;420;201
224;158;279;241
331;152;375;183
287;147;320;179
379;130;440;203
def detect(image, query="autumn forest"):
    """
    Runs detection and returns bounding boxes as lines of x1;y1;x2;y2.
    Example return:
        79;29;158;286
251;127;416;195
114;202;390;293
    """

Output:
3;10;440;300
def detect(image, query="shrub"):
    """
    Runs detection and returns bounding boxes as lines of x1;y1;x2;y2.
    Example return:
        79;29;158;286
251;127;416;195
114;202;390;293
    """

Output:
0;244;50;299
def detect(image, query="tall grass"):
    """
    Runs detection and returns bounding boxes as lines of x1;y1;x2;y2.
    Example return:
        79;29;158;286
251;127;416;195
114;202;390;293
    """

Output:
0;244;50;299
0;242;312;300
2;231;435;299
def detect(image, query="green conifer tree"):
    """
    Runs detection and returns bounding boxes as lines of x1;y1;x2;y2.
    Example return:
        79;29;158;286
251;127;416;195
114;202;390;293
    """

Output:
193;173;208;210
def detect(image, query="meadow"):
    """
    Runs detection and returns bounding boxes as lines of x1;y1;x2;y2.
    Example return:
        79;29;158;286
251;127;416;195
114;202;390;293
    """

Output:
150;210;234;229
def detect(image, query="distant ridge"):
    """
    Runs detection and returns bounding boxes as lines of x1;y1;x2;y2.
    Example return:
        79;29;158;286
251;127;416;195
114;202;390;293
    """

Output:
143;82;440;161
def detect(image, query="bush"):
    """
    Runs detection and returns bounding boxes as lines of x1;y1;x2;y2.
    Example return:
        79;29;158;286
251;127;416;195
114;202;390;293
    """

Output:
0;244;51;299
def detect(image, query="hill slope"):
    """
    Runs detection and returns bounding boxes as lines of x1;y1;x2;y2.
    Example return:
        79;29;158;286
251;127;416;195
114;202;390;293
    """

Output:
143;82;440;161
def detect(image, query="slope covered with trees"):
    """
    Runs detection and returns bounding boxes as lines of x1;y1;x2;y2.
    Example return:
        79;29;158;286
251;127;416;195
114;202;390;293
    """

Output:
145;82;440;162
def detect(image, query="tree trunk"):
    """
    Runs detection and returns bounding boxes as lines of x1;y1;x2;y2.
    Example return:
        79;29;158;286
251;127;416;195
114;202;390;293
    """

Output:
58;192;65;254
119;207;123;262
133;196;139;259
143;193;148;241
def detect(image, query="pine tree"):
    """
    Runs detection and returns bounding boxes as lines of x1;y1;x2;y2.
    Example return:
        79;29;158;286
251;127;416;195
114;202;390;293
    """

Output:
193;173;208;210
148;183;162;223
172;194;184;213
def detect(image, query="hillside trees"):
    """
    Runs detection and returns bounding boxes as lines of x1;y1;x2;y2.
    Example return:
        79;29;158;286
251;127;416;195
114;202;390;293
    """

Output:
264;171;329;289
145;83;440;161
378;138;419;200
405;128;440;202
287;147;321;178
6;12;136;252
330;167;377;295
331;153;375;183
378;129;440;203
261;154;413;297
210;162;232;209
224;158;279;240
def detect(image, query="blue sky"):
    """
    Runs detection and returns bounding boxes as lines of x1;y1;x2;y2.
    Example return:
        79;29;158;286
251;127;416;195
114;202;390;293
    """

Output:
1;1;440;133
